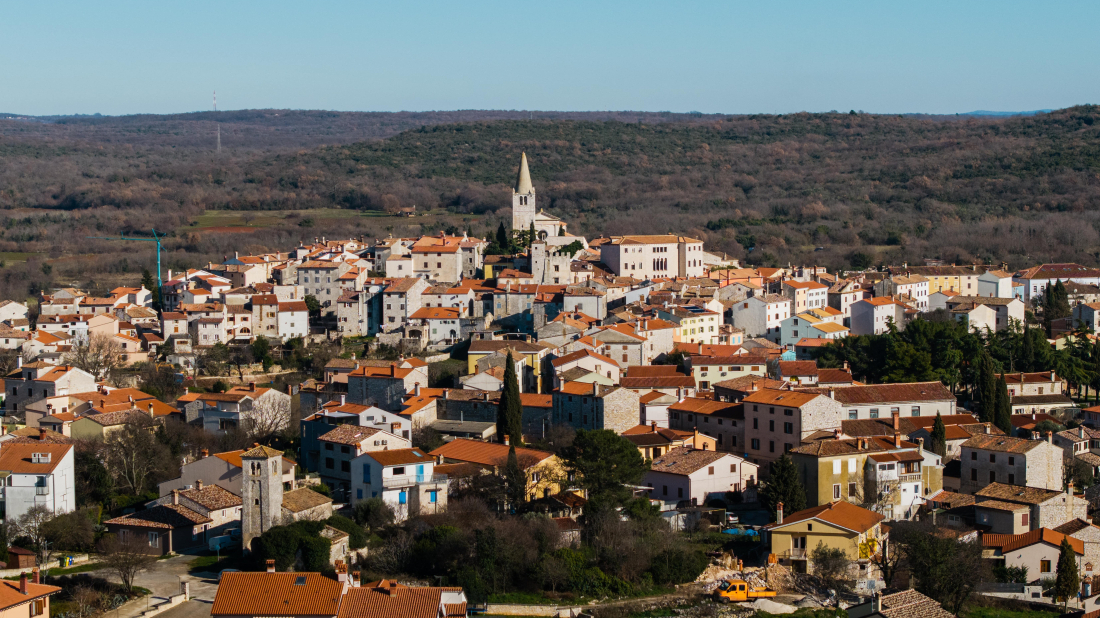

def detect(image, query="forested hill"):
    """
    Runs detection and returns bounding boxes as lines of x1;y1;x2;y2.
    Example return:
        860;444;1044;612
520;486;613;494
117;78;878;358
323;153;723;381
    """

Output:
0;106;1099;299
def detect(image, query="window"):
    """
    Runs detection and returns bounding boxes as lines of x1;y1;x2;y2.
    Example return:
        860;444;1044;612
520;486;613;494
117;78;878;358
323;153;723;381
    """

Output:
341;461;350;472
730;464;737;473
751;439;760;450
971;469;978;481
769;441;775;453
753;418;758;429
849;458;857;473
849;410;857;420
325;457;334;469
393;466;405;475
833;460;841;474
708;466;714;475
989;471;996;483
970;451;977;460
1022;513;1029;527
833;484;841;499
677;487;683;498
1008;473;1015;484
989;454;995;463
848;482;857;497
869;408;879;419
148;532;159;547
783;422;793;434
769;420;774;431
429;490;438;503
1009;456;1015;465
1041;560;1052;573
399;491;407;505
662;485;668;495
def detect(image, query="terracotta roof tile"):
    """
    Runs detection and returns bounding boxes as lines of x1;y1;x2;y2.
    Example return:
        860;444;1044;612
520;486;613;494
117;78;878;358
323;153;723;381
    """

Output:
211;572;343;617
430;439;552;467
765;500;883;534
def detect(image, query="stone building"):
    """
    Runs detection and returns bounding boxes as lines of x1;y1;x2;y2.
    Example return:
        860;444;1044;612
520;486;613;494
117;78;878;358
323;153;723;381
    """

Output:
241;444;284;552
668;397;744;452
741;387;844;469
973;483;1086;533
959;434;1064;494
551;382;641;434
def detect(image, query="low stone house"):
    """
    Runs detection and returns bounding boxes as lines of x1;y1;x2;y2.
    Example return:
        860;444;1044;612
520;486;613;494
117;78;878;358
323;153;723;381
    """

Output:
959;434;1064;494
973;482;1087;533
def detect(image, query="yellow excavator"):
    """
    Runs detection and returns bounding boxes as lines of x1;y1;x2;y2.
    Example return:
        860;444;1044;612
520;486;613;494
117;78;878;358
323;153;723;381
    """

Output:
713;579;777;603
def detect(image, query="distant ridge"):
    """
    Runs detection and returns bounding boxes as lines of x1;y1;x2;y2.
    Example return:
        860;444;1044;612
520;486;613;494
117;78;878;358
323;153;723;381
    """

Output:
959;109;1053;117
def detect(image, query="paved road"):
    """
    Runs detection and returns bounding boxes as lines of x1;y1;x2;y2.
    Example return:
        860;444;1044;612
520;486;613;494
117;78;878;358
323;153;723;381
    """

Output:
148;600;213;618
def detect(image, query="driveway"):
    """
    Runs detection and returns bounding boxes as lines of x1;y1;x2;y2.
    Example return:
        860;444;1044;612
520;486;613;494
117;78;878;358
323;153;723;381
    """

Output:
90;554;221;603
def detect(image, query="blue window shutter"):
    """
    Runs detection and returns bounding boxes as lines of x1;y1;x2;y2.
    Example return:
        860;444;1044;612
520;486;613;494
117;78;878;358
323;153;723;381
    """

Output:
363;463;370;482
399;491;407;504
429;491;437;503
356;489;362;499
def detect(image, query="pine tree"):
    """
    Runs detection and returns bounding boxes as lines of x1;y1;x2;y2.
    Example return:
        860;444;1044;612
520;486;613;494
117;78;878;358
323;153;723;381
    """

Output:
504;445;526;511
528;221;536;248
760;454;806;521
1054;537;1080;610
978;351;998;423
496;351;523;445
931;413;947;457
140;269;161;310
1021;326;1036;371
995;373;1012;434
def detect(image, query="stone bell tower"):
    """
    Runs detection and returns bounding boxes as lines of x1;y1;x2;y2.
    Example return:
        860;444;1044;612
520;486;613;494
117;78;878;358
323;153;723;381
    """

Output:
240;444;284;552
512;152;536;233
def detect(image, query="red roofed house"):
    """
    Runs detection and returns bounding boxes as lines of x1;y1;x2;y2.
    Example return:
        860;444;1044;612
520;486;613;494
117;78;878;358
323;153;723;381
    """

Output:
405;307;465;345
742;388;844;468
551;382;641;434
983;528;1083;581
0;443;75;522
278;301;309;341
550;349;622;388
764;501;885;573
0;572;61;618
352;448;447;521
644;447;758;508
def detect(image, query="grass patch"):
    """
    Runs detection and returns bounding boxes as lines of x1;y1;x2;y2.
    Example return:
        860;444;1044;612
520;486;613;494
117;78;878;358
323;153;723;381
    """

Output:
189;550;245;574
45;562;104;576
193;208;369;228
0;252;42;263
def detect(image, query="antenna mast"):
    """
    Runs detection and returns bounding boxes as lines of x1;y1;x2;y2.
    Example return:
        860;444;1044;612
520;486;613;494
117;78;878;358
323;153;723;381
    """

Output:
213;90;217;112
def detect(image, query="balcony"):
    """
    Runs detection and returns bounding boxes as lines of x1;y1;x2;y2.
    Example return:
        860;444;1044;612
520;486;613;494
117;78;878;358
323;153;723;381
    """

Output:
899;473;922;483
786;548;808;560
382;474;448;488
35;487;49;496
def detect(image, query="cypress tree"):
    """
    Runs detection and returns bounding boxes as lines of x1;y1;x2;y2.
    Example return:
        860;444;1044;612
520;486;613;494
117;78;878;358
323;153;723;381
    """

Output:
504;445;526;510
496;351;523;445
1055;537;1080;610
930;413;947;457
995;373;1012;434
760;454;806;520
528;221;536;248
558;226;565;236
978;352;998;423
495;222;510;253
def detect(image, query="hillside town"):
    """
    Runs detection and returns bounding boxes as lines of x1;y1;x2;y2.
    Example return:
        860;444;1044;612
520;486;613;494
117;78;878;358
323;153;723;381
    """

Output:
4;154;1100;618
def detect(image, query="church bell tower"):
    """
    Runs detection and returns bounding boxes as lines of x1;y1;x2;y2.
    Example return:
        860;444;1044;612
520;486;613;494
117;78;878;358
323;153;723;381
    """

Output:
512;152;536;232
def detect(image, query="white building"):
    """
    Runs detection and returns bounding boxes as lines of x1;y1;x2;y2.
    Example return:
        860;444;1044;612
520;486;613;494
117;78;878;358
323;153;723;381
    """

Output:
850;297;907;335
978;269;1015;298
644;448;758;508
598;235;707;279
944;296;1025;332
277;301;309;340
728;294;791;340
1013;263;1100;304
351;448;447;522
0;443;76;523
874;275;929;310
779;307;848;348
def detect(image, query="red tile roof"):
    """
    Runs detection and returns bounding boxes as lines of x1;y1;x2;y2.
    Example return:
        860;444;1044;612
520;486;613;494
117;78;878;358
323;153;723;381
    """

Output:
983;528;1083;555
430;439;553;467
211;572;344;617
765;500;884;534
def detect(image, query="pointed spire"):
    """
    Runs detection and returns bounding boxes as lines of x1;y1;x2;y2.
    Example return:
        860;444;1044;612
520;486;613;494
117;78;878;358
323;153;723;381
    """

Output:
514;152;533;194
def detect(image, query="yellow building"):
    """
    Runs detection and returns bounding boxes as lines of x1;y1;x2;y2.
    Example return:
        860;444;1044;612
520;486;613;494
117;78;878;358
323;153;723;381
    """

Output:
430;438;568;501
70;409;158;440
467;340;550;391
765;500;885;574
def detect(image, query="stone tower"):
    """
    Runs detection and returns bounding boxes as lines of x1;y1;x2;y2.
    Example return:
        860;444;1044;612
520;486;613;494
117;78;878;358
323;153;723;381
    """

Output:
512;152;536;232
240;444;284;551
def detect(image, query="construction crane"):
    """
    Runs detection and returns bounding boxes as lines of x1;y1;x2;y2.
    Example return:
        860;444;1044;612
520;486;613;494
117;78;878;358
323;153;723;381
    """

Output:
87;228;166;290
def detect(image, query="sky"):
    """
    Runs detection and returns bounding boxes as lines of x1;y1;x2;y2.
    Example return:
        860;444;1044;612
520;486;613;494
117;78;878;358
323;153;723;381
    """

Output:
3;0;1099;116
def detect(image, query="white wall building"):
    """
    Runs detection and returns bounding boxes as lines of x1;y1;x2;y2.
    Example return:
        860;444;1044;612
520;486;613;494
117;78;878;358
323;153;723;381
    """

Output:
0;443;76;523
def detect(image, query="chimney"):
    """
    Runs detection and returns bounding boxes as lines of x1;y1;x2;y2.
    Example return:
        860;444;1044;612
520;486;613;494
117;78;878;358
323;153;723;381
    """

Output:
32;568;39;585
917;437;924;451
1069;480;1075;496
234;251;239;260
171;489;179;505
391;364;396;377
340;394;346;406
828;388;835;400
38;427;46;440
678;386;685;401
196;479;203;491
504;434;510;446
201;449;209;458
266;560;276;573
148;403;155;418
414;383;421;397
776;502;784;524
16;357;21;368
19;573;26;595
651;421;658;433
871;593;881;613
892;409;900;432
250;382;256;392
1082;427;1086;439
1048;431;1053;444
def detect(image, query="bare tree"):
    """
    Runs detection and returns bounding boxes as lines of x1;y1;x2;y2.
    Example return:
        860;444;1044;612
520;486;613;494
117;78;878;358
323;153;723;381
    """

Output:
14;505;55;567
102;418;171;495
244;394;291;439
98;534;158;592
64;333;124;383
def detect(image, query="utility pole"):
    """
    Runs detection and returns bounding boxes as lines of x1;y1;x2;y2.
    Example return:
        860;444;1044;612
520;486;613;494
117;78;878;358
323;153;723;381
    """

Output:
86;229;166;293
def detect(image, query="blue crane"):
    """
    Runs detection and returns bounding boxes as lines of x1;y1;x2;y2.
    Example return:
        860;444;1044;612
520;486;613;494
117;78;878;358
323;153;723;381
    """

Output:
86;228;166;291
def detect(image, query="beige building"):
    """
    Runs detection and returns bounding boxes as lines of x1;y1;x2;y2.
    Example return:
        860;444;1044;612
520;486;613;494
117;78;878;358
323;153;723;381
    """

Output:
668;398;744;452
598;235;707;279
764;500;885;574
960;434;1064;494
742;388;844;468
983;529;1083;582
973;483;1087;533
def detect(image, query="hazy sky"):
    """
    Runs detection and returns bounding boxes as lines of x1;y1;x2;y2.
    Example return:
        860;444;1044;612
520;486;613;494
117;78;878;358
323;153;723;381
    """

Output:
4;0;1098;116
